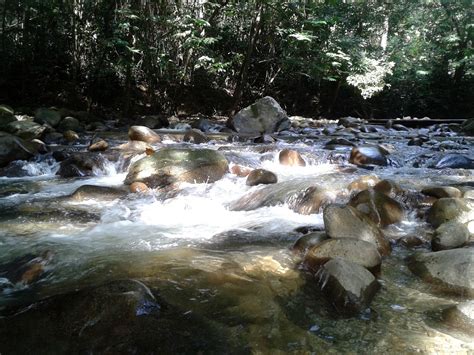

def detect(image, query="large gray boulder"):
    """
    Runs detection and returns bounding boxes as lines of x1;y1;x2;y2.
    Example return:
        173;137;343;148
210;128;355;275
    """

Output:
124;148;229;188
0;104;16;128
323;204;391;256
228;96;290;134
0;133;36;167
315;258;380;315
34;108;61;127
304;238;381;274
426;197;473;228
5;120;46;140
432;220;470;251
442;301;474;336
408;248;474;297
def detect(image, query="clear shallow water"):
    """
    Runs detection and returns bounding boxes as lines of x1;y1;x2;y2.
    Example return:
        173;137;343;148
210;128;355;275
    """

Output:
0;130;473;353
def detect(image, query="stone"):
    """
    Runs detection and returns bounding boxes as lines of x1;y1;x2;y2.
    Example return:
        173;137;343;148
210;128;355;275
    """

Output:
290;186;333;215
63;130;79;142
0;104;16;128
34;108;61;127
426;198;472;228
56;152;108;178
305;238;381;274
431;154;474;169
373;179;403;198
442;301;474;336
349;145;388;166
323;204;391;256
324;138;355;150
183;128;209;144
315;258;380;315
347;175;380;192
279;149;306;167
230;165;251;177
432;221;470;251
349;189;404;227
117;140;151;154
128;125;161;143
227;96;290;134
408;248;474;297
0;133;36;167
5;120;46;140
246;168;277;186
124;148;228;188
88;139;109;152
57;116;82;132
292;232;328;255
0;251;53;286
68;185;126;201
130;182;149;193
135;115;168;129
422;186;462;199
338;116;363;128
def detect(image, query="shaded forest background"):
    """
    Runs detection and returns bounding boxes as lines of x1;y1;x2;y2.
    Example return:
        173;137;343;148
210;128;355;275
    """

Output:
0;0;472;119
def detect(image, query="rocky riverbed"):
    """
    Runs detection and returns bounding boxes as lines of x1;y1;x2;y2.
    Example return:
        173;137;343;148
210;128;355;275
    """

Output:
0;99;473;353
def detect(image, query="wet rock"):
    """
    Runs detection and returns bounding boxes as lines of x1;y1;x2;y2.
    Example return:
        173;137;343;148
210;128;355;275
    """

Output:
4;120;46;140
183;128;209;144
124;148;228;188
0;251;54;286
0;280;232;354
432;221;470;251
68;185;127;201
324;138;355;150
392;123;409;131
63;130;79;142
349;189;404;227
34;108;61;127
190;117;214;132
56;152;107;178
43;132;64;144
30;139;48;154
347;175;380;192
292;232;328;255
305;238;381;274
426;198;473;228
422;186;462;199
290;186;333;215
88;139;109;152
128;125;161;143
399;235;426;248
130;181;149;193
442;301;474;336
246;169;277;186
349;145;388;167
323;204;391;256
408;137;427;146
408;248;474;297
431;154;474;169
373;179;403;198
57;116;82;132
230;165;252;177
117;140;151;154
338;116;363;128
315;258;380;315
0;132;36;167
253;134;276;144
227;96;290;134
279;149;306;167
0;104;16;128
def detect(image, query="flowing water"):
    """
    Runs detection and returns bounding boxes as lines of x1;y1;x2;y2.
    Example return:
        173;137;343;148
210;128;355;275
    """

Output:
0;124;473;353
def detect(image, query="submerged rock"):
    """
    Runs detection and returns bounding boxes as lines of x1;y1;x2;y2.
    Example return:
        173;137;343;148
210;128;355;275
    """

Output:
279;149;306;167
349;145;389;167
56;152;108;178
0;280;232;354
292;232;328;255
323;204;391;256
432;221;470;251
246;168;277;186
304;238;381;274
442;301;474;336
68;185;127;201
315;258;380;315
349;189;404;227
408;248;474;297
124;148;228;188
347;175;380;192
128;125;161;143
228;96;290;134
0;132;36;167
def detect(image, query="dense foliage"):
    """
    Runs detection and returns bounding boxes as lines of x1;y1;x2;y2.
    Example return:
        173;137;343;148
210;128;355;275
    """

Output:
0;0;472;118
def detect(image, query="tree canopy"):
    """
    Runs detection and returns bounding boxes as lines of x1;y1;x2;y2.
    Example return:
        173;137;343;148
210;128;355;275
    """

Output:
0;0;472;118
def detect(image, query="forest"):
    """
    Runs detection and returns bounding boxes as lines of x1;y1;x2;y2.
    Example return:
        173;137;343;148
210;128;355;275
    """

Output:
0;0;472;119
0;1;473;354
